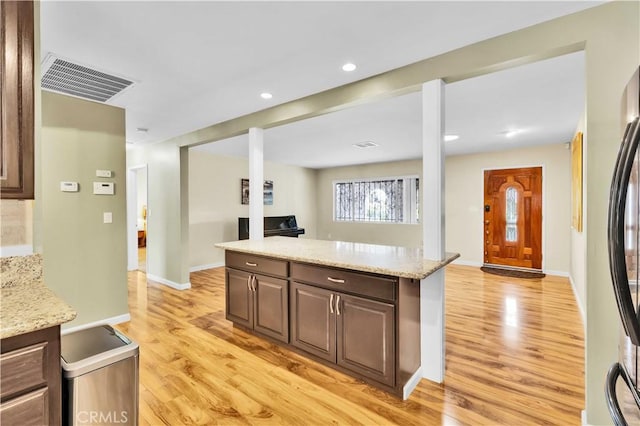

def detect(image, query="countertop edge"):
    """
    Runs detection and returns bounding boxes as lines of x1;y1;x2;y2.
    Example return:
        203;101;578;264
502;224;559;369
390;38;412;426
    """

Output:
215;240;461;280
1;282;77;340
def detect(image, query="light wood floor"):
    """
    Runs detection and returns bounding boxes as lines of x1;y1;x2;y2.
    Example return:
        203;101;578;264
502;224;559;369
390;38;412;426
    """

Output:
116;265;584;425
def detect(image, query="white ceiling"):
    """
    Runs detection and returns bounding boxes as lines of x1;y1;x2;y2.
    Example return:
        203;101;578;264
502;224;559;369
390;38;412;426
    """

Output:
40;1;595;166
195;51;585;168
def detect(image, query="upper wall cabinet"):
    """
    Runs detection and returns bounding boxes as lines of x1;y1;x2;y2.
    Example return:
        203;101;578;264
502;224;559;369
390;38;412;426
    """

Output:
1;1;34;199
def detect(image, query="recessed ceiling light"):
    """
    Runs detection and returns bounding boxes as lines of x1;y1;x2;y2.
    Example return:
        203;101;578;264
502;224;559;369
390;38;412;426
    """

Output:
353;141;378;148
444;134;459;142
505;130;521;138
260;92;273;100
136;127;148;133
342;63;357;72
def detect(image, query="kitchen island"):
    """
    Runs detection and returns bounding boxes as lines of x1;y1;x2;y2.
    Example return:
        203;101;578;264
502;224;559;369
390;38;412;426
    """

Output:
215;237;458;398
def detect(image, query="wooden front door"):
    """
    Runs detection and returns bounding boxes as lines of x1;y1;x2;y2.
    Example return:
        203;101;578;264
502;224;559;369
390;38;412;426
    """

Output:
484;167;542;270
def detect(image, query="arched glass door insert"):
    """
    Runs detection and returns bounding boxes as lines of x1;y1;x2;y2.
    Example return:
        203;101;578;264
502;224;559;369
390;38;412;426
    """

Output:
505;187;518;242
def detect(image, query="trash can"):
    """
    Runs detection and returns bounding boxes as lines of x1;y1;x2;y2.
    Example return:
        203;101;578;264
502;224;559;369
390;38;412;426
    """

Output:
61;325;139;426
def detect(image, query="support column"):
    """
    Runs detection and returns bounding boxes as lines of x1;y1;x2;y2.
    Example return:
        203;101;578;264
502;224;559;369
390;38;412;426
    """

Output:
421;79;446;383
249;127;264;240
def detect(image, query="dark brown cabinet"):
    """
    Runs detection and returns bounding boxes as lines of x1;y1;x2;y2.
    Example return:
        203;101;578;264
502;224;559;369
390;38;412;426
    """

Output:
337;293;395;387
225;252;289;343
1;0;35;199
223;250;420;397
0;326;62;426
290;281;395;387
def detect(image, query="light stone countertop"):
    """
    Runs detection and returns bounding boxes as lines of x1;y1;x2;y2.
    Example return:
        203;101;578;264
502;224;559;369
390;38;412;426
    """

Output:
1;255;77;339
215;237;460;280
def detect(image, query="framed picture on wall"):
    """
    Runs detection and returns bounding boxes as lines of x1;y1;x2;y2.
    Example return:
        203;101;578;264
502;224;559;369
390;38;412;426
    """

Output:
241;178;273;205
571;132;583;232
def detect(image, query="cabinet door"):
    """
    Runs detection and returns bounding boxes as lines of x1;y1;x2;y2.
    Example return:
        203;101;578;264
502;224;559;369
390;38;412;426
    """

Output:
337;294;395;387
253;274;288;343
1;0;34;199
290;282;336;362
225;268;253;329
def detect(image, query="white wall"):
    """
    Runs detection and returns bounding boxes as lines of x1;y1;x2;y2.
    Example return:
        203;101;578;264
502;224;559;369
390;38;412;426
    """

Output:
446;143;571;274
127;143;190;286
136;168;147;230
189;150;317;270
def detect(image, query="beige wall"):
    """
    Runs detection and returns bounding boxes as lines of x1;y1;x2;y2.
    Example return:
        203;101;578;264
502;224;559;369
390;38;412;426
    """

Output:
189;150;317;268
446;143;571;274
41;91;129;328
316;160;422;247
316;146;571;276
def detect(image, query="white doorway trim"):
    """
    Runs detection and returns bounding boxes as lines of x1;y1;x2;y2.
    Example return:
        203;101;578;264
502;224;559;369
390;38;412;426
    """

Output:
127;164;148;271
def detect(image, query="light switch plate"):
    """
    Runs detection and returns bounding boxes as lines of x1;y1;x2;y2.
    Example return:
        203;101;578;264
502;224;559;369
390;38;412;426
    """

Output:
96;169;112;178
103;212;113;223
60;181;79;192
93;182;115;195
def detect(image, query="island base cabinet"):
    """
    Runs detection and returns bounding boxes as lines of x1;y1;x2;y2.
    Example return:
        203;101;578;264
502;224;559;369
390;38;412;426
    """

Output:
290;281;395;387
337;294;395;387
226;269;253;328
226;268;288;343
290;283;336;362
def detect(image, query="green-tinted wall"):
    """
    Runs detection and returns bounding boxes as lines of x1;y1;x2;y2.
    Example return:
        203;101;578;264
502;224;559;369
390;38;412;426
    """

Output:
41;91;129;327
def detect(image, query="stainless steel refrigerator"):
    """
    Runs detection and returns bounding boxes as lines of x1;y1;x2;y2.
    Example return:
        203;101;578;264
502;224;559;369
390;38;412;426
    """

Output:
606;68;640;425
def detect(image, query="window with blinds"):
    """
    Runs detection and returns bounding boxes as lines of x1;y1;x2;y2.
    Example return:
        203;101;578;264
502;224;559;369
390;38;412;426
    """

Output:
333;176;419;224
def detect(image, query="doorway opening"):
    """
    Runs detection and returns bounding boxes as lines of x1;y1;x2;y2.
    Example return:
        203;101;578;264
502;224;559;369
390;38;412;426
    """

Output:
127;164;148;273
483;166;543;271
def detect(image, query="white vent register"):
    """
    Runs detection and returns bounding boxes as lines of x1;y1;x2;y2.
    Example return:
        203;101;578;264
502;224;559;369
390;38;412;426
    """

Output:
41;53;135;103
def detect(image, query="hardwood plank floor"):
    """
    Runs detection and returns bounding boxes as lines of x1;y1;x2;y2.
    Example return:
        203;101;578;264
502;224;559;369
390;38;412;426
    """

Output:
116;265;584;425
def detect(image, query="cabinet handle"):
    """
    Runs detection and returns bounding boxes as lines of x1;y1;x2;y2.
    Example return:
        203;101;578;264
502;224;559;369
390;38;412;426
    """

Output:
247;275;252;291
336;295;341;315
329;294;334;314
327;277;345;284
245;262;258;267
251;275;256;292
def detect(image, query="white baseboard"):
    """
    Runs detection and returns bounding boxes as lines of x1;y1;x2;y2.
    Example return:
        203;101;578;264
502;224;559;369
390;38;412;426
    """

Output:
403;367;423;400
0;245;34;257
189;262;224;272
544;269;569;277
61;313;131;335
146;273;191;290
569;275;586;327
452;259;482;267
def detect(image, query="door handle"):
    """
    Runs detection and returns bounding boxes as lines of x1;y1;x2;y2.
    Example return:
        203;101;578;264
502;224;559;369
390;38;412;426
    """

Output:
336;295;341;316
329;294;334;314
327;277;345;284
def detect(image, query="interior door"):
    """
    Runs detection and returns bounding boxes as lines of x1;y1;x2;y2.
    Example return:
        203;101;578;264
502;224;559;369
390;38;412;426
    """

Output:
484;167;542;270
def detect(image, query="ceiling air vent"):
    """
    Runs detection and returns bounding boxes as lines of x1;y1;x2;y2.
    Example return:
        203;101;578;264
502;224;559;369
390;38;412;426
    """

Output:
41;54;135;103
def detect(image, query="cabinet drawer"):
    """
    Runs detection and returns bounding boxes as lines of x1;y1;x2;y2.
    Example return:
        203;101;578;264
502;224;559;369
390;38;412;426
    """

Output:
291;262;396;302
0;387;48;426
226;251;288;278
0;342;47;400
